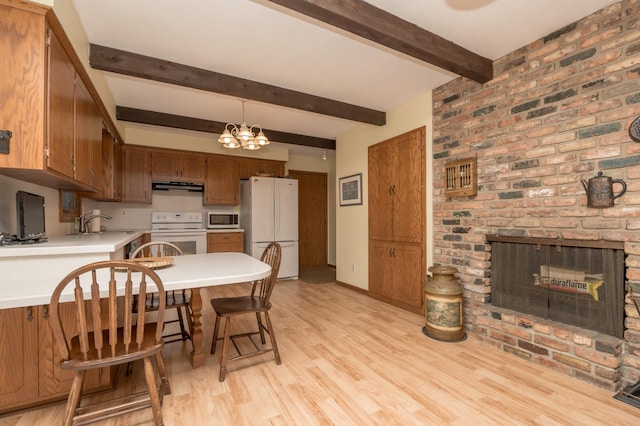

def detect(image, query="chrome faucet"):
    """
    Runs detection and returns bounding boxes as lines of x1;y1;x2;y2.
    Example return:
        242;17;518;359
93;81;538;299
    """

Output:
78;212;112;234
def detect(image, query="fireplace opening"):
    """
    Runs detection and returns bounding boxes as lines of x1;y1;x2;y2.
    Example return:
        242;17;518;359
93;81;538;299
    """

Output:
487;236;626;338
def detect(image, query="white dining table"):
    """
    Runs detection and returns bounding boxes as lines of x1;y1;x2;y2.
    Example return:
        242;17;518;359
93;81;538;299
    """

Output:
153;252;271;368
1;251;269;368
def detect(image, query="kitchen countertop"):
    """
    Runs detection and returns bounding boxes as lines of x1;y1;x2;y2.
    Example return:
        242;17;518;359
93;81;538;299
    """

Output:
206;228;244;233
0;231;145;258
0;231;149;308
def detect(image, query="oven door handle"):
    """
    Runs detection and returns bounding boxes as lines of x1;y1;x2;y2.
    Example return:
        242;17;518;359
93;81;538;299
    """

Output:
151;232;206;238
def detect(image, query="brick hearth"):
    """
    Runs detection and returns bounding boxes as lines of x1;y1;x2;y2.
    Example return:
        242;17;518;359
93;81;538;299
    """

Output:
431;0;640;391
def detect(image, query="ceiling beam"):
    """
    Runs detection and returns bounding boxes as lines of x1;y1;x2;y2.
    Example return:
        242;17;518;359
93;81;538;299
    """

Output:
90;44;386;126
116;106;337;150
264;0;493;83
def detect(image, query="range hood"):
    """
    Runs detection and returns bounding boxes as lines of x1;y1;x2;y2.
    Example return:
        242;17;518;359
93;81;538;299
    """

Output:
151;181;204;192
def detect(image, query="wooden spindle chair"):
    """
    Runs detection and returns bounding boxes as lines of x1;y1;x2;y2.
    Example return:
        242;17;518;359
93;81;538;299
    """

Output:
49;260;170;426
131;242;193;344
210;242;282;381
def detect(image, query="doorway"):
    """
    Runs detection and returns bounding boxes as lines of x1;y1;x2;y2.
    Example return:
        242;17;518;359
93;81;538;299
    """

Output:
288;170;327;268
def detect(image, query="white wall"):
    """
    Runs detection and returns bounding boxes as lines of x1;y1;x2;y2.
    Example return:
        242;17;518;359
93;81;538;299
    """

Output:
336;92;433;290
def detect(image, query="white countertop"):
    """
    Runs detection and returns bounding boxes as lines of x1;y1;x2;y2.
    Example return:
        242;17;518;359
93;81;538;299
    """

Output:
0;231;145;258
0;252;270;309
206;228;244;233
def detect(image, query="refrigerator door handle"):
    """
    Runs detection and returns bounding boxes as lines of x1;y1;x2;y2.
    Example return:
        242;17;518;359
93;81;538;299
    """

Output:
274;183;280;238
277;241;296;247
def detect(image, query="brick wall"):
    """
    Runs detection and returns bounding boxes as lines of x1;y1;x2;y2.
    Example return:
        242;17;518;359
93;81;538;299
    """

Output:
432;0;640;391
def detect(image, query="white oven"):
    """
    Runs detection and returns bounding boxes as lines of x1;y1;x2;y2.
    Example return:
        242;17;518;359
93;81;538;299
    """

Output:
150;212;207;255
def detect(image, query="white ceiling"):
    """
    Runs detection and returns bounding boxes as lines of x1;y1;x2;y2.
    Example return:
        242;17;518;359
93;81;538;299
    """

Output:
71;0;618;155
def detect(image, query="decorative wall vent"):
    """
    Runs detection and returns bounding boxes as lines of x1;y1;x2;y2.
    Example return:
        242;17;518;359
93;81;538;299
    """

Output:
444;156;477;197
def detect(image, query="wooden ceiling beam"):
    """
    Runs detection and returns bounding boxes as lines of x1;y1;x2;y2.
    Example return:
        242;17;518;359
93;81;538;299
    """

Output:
91;44;385;126
264;0;493;83
116;106;337;150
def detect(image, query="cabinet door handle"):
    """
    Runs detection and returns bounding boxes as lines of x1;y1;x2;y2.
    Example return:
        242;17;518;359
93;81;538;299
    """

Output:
26;306;34;322
388;185;392;195
42;305;49;319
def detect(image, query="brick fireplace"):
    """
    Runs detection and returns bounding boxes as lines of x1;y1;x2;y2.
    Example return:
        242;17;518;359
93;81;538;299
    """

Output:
431;0;640;391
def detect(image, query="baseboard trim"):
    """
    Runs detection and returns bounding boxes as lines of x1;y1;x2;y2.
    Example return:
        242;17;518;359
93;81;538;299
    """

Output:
335;280;368;295
335;281;423;316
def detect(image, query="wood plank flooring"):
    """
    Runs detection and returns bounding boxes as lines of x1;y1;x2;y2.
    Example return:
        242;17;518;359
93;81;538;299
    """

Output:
2;280;639;425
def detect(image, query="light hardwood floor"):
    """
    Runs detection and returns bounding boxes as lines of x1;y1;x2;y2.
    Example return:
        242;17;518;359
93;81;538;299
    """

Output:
2;280;639;425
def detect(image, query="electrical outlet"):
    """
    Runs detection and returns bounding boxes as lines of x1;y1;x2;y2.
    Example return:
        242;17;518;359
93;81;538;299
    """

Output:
121;209;126;216
352;263;356;272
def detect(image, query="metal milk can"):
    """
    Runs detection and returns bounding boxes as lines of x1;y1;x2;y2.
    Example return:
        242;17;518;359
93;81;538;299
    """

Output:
581;172;627;208
423;265;467;342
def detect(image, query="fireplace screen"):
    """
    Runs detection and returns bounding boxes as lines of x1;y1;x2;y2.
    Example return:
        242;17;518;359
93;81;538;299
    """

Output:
489;237;625;338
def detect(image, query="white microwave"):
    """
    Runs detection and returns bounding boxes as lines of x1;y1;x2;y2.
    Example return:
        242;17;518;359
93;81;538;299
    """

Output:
207;211;240;229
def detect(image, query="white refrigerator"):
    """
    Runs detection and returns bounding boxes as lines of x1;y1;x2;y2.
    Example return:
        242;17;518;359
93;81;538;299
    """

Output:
241;177;299;279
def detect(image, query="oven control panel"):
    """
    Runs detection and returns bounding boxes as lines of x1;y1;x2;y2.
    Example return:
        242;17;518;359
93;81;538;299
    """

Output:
151;212;203;224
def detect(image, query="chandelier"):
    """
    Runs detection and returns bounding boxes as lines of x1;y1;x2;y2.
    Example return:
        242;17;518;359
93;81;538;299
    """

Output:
217;101;269;150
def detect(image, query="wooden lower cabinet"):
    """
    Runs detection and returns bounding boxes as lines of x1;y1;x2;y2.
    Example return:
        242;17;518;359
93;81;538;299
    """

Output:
0;307;39;410
369;241;424;313
0;303;111;414
207;232;244;253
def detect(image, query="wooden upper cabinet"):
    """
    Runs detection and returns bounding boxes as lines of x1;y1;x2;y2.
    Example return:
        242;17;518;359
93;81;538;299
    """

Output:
368;141;394;242
151;149;205;183
237;157;285;179
113;140;124;201
73;77;103;189
392;130;424;244
0;4;121;192
181;152;206;182
122;145;151;203
46;28;75;180
48;30;102;191
204;154;239;206
368;128;424;244
0;3;47;172
90;127;122;201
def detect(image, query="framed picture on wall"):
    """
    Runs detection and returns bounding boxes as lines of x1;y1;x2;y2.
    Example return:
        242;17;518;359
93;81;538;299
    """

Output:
339;173;362;206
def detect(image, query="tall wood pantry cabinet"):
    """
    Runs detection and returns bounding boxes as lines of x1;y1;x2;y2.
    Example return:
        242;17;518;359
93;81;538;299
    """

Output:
368;127;426;314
